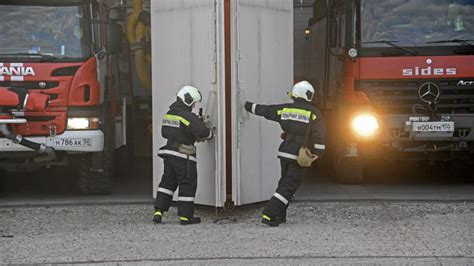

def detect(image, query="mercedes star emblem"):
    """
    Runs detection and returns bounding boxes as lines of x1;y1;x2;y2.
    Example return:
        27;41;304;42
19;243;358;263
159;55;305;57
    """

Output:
418;82;440;104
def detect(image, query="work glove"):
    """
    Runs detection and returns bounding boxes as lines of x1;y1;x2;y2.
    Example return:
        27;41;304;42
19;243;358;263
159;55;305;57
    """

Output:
244;101;254;113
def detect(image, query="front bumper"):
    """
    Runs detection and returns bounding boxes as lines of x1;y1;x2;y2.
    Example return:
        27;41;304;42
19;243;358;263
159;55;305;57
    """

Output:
346;114;474;159
380;114;474;142
0;130;104;153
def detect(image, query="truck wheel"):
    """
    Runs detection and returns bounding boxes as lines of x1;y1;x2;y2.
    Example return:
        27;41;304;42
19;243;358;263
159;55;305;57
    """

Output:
334;155;364;184
77;108;114;195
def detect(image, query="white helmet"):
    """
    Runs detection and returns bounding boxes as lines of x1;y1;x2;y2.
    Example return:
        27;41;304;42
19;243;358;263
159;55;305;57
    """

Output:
289;81;315;102
177;85;202;106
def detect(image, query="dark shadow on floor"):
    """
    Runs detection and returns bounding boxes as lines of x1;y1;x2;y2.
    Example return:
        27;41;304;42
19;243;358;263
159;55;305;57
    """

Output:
0;158;153;198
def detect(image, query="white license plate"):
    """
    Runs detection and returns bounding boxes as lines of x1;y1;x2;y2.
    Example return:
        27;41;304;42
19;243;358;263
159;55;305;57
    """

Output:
412;121;454;132
53;138;92;147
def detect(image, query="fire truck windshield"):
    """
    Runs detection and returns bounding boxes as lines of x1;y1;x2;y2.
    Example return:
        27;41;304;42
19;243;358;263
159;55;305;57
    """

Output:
360;0;474;48
0;5;91;60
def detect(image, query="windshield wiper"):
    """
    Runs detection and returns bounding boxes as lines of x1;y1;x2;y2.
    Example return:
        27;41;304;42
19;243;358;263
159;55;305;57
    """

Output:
0;53;58;61
425;39;474;49
363;40;418;56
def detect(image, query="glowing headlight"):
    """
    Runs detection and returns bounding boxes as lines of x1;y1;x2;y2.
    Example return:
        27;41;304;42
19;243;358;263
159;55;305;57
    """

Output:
67;118;99;130
351;114;379;137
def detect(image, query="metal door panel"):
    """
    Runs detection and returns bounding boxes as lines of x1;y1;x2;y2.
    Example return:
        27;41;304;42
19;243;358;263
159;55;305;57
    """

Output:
231;0;293;205
151;0;226;207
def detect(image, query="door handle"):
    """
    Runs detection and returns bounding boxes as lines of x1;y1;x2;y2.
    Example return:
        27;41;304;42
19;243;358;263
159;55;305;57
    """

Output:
205;91;217;121
203;91;217;137
239;89;250;122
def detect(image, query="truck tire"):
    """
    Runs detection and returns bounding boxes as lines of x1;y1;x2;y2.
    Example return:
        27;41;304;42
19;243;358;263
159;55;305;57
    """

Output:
77;108;114;195
334;154;364;184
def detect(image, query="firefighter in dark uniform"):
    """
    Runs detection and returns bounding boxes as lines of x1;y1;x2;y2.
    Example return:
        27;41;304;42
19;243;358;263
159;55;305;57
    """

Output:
244;81;325;227
153;85;213;225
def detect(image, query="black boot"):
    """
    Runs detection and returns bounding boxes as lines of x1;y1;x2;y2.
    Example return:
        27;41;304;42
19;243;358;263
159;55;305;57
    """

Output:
178;200;200;225
180;216;201;225
153;209;163;224
261;196;288;227
261;214;286;227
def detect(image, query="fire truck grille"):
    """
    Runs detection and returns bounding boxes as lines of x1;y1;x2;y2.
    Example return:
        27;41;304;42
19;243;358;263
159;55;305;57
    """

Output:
357;79;474;114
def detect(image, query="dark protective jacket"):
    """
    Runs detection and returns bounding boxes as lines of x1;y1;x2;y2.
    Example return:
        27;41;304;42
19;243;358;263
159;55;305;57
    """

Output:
244;99;325;161
158;99;213;161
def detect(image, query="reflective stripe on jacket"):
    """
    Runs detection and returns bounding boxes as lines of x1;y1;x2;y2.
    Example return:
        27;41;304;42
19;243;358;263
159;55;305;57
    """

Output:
159;100;212;160
247;100;325;160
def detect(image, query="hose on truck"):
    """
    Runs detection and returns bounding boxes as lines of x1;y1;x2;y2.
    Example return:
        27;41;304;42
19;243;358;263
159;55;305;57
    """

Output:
0;124;56;162
126;0;152;91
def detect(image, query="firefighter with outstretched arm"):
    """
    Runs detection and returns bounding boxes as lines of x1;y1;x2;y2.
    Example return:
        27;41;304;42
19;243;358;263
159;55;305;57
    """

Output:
244;81;326;226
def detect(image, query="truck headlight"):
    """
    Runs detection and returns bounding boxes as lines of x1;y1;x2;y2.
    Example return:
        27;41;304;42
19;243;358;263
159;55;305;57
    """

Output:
67;118;99;130
351;114;379;137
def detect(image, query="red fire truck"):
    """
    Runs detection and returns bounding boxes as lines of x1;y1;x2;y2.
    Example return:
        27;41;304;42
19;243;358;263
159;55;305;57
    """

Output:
309;0;474;183
0;0;132;194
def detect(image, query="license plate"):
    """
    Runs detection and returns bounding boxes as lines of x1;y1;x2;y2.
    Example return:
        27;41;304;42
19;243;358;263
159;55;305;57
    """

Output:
53;138;92;147
412;121;454;132
409;121;455;139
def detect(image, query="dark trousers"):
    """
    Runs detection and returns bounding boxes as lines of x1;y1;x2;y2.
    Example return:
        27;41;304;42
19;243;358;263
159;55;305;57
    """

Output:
263;159;307;219
154;156;198;218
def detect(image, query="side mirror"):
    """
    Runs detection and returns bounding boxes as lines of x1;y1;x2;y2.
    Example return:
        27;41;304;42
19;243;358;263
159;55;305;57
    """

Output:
311;0;328;24
107;23;123;55
328;18;337;48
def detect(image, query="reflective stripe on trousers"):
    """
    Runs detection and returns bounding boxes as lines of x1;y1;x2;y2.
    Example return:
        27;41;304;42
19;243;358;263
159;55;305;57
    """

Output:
158;149;197;162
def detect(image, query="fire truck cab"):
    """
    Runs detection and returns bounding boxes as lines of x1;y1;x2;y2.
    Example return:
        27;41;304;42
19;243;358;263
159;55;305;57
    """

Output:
308;0;474;183
0;0;129;194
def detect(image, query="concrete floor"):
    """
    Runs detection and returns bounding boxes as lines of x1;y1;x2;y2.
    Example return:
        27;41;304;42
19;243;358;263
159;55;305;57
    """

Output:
1;160;473;264
1;202;473;264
